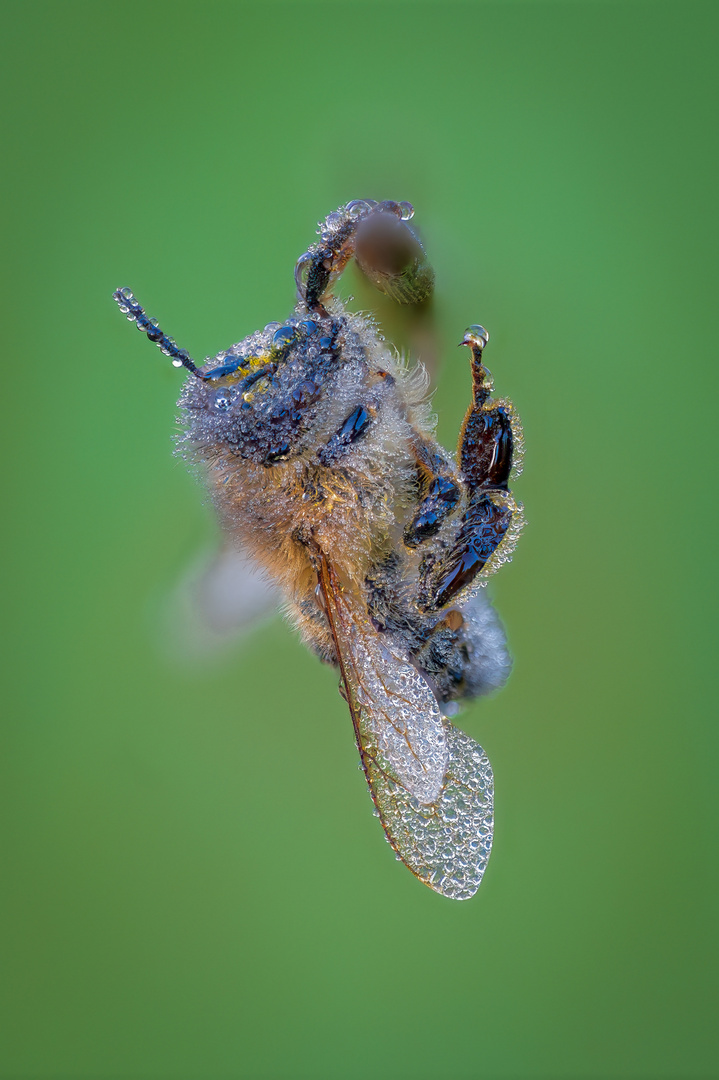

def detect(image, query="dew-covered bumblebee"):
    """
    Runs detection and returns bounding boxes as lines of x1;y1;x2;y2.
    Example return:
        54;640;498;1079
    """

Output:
114;200;524;899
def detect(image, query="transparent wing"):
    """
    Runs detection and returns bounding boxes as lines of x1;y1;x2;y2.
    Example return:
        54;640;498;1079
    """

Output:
193;545;279;635
159;545;280;664
318;555;494;900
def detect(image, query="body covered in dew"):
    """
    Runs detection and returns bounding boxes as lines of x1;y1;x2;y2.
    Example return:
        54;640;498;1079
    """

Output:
114;199;524;899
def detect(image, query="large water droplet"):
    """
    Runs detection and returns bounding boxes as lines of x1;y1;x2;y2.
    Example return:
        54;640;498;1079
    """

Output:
320;210;343;240
463;325;490;350
346;199;375;218
294;252;312;294
314;583;327;613
272;325;297;349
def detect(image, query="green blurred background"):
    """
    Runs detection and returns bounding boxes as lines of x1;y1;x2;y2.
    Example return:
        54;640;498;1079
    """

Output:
2;2;717;1077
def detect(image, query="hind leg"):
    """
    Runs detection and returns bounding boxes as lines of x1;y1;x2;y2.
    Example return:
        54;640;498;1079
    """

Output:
412;588;512;707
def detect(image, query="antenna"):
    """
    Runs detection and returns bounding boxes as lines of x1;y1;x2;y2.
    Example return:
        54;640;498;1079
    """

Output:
113;288;204;378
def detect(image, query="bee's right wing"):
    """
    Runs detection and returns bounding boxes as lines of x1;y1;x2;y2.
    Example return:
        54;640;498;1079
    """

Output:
317;555;494;901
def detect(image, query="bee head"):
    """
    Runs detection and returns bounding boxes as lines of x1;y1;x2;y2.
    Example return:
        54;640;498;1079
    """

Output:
178;318;328;466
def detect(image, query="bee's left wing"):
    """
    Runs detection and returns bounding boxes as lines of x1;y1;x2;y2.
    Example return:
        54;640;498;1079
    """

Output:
161;545;280;662
317;555;494;900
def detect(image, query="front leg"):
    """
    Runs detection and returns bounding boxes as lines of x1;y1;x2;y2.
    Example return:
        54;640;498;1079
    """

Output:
421;326;524;613
458;326;516;491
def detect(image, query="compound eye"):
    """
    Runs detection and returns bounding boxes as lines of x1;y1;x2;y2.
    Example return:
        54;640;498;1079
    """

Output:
213;388;233;411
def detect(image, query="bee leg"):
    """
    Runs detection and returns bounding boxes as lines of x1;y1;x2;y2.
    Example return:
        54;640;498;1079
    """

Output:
420;327;521;613
456;326;515;493
403;434;462;548
412;590;512;705
296;201;434;312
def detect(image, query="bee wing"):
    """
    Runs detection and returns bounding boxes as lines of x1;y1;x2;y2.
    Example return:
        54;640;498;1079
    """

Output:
193;545;280;635
160;546;280;664
318;556;494;900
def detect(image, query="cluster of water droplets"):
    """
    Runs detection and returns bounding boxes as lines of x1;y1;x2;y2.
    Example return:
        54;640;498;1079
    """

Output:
328;581;494;898
480;492;526;580
177;309;364;468
354;633;449;806
320;199;414;241
508;404;525;481
371;723;494;900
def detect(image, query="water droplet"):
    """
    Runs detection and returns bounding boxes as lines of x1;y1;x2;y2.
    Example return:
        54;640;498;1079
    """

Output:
320;211;343;239
347;199;376;218
294;252;312;294
399;201;414;220
272;326;296;349
377;200;402;217
463;325;490;350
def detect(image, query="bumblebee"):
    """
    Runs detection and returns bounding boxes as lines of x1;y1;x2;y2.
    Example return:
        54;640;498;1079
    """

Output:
113;200;524;900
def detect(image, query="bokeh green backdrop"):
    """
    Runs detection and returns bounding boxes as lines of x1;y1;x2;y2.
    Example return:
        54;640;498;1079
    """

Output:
2;2;717;1078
